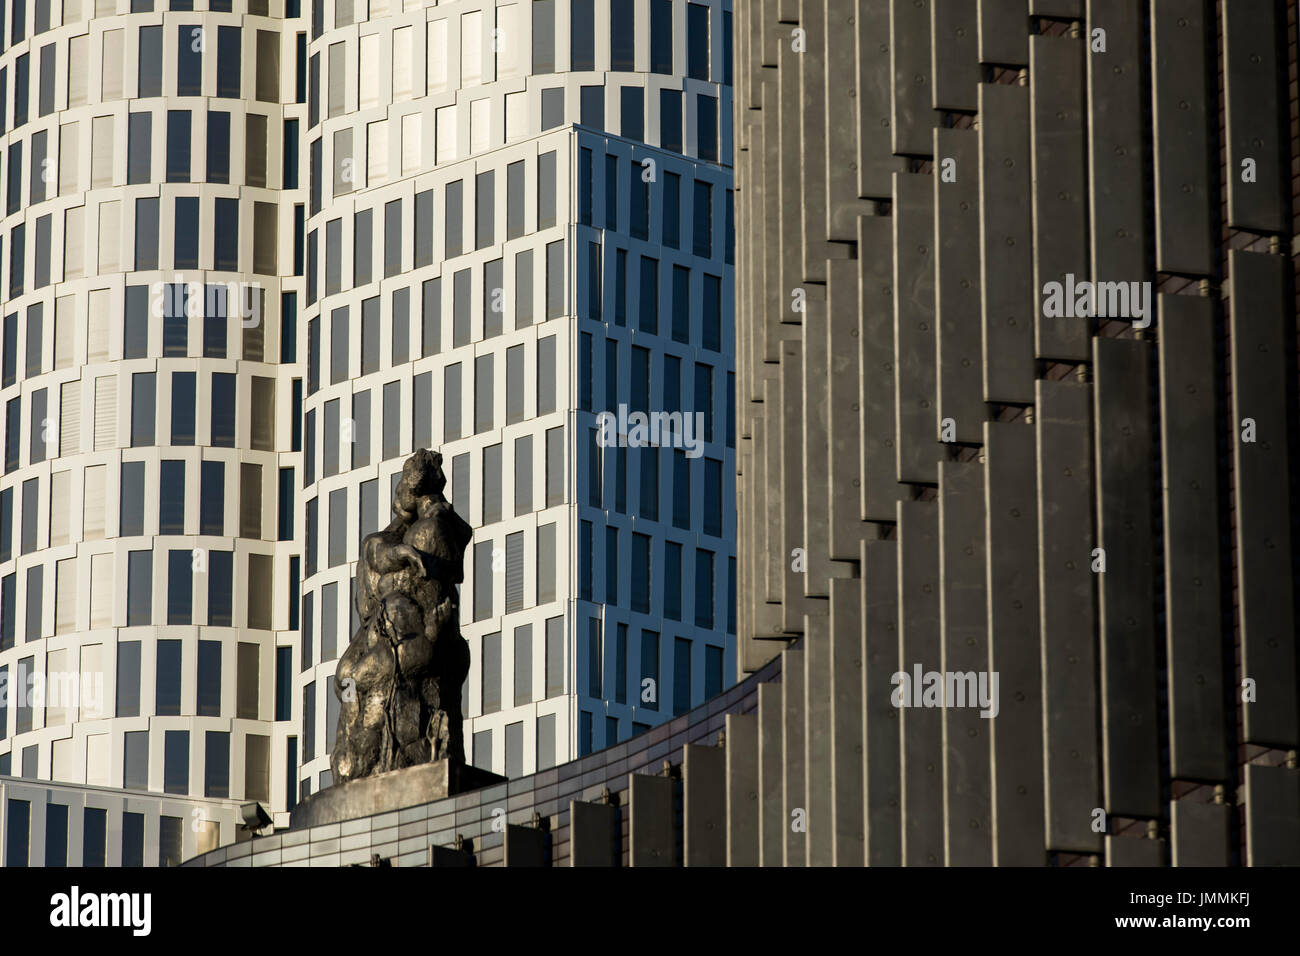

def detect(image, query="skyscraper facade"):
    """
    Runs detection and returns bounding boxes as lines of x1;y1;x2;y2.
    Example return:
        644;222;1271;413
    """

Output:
0;0;736;865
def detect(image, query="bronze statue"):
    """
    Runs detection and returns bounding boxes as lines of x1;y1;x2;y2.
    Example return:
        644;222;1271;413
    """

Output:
331;449;473;782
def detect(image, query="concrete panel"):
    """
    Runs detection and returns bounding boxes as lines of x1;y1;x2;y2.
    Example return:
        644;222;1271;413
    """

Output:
1158;294;1228;782
890;0;938;157
931;0;979;111
1222;0;1287;233
1106;836;1166;867
1171;800;1232;867
801;296;835;593
781;342;815;630
1093;336;1160;817
939;460;992;865
1087;0;1148;287
570;800;619;867
984;422;1046;865
828;259;867;560
724;713;759;866
803;614;833;865
934;127;984;444
978;0;1029;66
859;216;906;520
683;743;726;867
825;2;876;237
778;38;806;309
781;646;806;866
1036;380;1102;853
978;83;1036;405
757;682;784;866
503;825;546;867
428;845;473;867
628;773;676;867
797;0;833;276
1030;34;1089;361
893;173;939;485
1244;764;1300;867
1028;0;1082;14
1229;251;1299;748
1150;0;1215;276
898;499;943;865
862;538;903;866
855;0;909;199
829;577;865;866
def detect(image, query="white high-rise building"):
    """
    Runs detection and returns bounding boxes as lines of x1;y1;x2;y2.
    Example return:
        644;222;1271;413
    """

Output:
0;0;734;866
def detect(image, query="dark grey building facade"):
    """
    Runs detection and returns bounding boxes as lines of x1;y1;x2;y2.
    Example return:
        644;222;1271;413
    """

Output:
732;0;1300;865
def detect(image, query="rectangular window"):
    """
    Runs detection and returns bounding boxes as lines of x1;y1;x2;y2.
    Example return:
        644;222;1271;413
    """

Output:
217;25;241;98
693;180;713;258
130;373;155;446
167;550;192;624
611;0;634;70
695;548;714;628
532;0;555;74
545;426;563;506
483;257;501;340
503;530;525;613
156;640;182;715
208;550;233;626
639;629;659;711
128;112;152;184
474;540;493;621
174;197;199;269
620;86;643;141
5;800;30;866
687;3;710;80
579;84;604;131
211;373;236;445
544;615;564;697
538;151;556;229
614;624;628;704
638;257;658;333
200;460;224;535
697;94;718;162
445;179;463;258
384;199;402;278
604;155;619;232
43;803;68;867
481;630;501;715
663;171;681;248
664;541;682;621
588;618;602;697
205;111;231;184
383;380;401;460
630;167;649;240
83;808;107;867
474;355;493;433
204;731;230;797
673;637;692;715
482;443;502;525
537;522;556;604
578;519;592;601
515;250;533;327
443;363;461;442
632;533;651;613
672;265;690;343
673;450;691;529
605;526;619;606
546;240;564;319
419;277;440;358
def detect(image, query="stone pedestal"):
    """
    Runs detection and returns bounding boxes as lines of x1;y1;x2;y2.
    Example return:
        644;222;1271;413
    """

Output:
289;760;506;830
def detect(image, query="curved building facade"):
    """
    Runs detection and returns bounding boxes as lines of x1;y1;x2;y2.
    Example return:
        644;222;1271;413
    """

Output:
297;0;736;801
0;0;736;863
0;0;304;862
